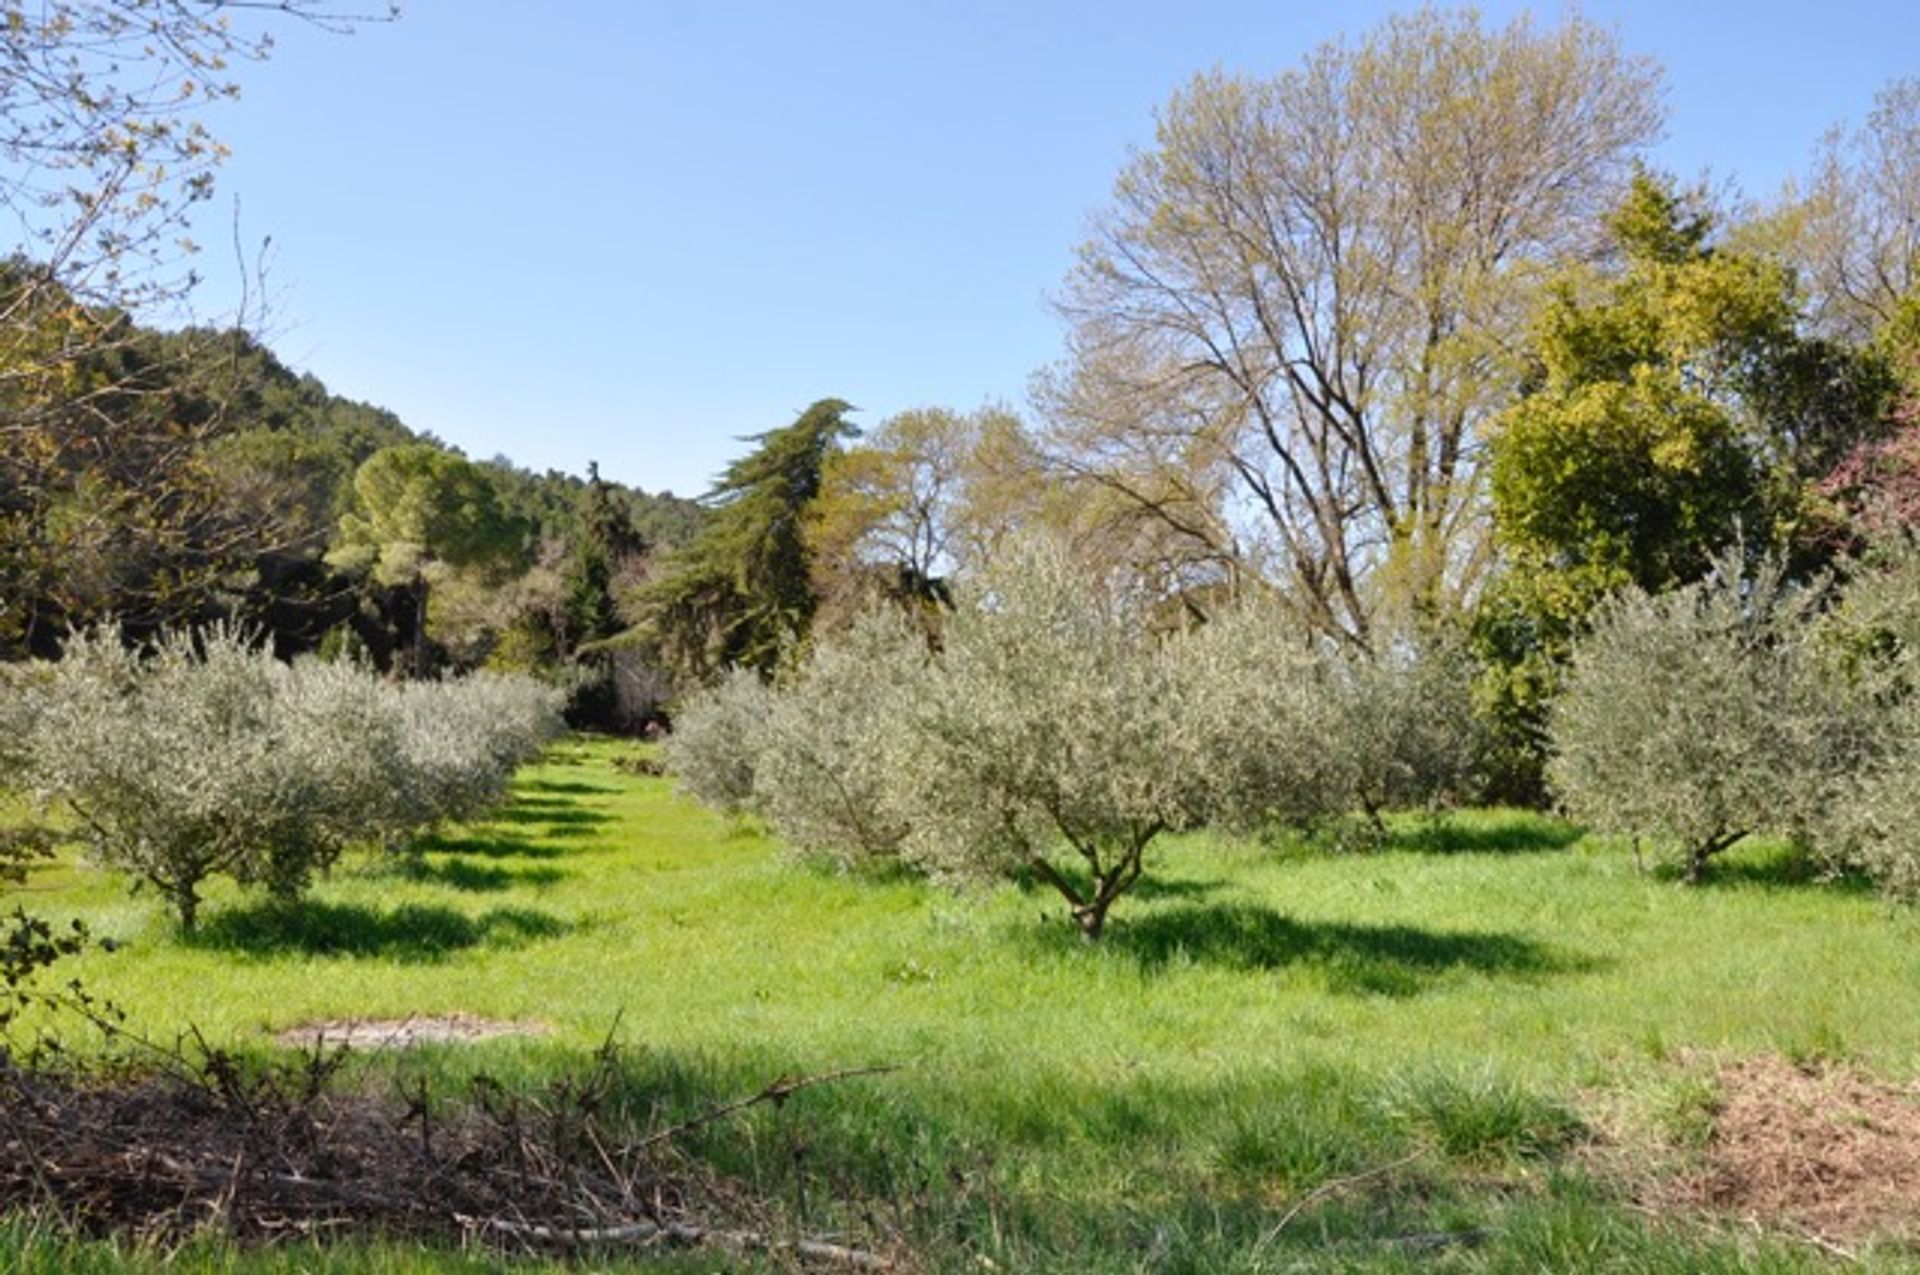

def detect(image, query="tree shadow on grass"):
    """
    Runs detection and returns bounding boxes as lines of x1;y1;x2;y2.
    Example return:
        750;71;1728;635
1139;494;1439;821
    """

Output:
491;810;610;841
1384;813;1584;857
1011;864;1225;904
1042;903;1599;997
502;796;576;812
522;779;618;797
412;832;571;862
1651;841;1879;896
394;857;569;893
494;805;610;831
188;900;569;961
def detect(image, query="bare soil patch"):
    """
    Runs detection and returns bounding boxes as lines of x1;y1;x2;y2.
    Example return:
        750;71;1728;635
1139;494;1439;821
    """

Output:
272;1013;544;1050
1674;1055;1920;1246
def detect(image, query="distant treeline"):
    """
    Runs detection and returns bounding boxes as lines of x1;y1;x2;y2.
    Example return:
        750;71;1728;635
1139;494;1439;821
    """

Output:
0;264;702;727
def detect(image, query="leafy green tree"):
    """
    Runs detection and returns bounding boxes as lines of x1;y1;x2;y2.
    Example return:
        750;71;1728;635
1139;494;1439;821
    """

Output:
0;296;368;657
1479;173;1893;798
328;444;528;675
804;404;1058;635
563;460;648;652
637;399;856;680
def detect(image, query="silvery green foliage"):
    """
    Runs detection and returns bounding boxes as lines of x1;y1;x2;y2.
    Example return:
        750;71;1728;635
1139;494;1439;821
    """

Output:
386;672;568;835
664;666;775;818
27;624;333;928
1175;602;1353;835
1810;539;1920;896
1823;735;1920;897
893;542;1210;939
1335;633;1490;819
22;625;563;928
750;612;925;866
1177;603;1487;840
0;663;44;782
1547;553;1849;881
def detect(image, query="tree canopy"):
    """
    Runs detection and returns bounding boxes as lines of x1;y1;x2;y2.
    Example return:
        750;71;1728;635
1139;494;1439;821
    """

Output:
635;398;857;680
1046;9;1664;646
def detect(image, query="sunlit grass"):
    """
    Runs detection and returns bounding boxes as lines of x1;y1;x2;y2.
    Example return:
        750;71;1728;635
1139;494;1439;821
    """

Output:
11;736;1920;1271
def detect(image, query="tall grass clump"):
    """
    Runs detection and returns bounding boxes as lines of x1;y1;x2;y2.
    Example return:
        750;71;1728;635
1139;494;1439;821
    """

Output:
19;625;563;929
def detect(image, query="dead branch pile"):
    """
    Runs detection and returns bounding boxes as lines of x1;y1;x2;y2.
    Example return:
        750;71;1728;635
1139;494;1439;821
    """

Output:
0;1038;898;1269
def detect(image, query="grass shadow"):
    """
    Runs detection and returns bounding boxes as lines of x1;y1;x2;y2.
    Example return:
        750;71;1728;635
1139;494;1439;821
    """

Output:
1654;840;1880;896
1011;864;1225;904
1385;812;1584;857
522;779;618;797
412;832;571;862
395;857;569;892
189;900;569;961
494;805;611;830
1056;902;1598;996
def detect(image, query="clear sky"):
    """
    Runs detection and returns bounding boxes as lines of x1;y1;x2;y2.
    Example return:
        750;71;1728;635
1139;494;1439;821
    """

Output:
171;1;1920;497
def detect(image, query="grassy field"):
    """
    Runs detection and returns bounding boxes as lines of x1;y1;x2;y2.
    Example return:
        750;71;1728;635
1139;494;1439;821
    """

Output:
8;736;1920;1271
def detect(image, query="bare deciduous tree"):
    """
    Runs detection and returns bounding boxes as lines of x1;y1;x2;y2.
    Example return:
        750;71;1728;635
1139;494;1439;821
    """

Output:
1045;9;1663;646
1790;78;1920;345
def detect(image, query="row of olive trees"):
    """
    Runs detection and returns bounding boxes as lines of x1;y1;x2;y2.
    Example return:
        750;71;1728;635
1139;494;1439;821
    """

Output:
5;627;565;930
668;544;1484;939
1548;543;1920;891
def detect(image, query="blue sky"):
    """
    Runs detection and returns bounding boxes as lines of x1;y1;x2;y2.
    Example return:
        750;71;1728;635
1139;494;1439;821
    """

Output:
177;2;1920;497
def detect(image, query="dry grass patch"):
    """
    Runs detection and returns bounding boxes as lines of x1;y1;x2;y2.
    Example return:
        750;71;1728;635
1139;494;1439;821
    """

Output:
1637;1054;1920;1251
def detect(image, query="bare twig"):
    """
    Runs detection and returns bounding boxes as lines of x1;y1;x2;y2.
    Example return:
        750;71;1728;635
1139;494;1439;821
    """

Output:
628;1065;899;1155
1250;1149;1428;1257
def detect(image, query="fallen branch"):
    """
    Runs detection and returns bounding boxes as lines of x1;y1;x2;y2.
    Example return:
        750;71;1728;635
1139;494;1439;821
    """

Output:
461;1213;896;1270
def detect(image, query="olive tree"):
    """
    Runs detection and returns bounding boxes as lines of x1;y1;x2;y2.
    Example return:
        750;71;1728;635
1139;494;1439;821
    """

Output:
26;625;339;928
22;625;563;929
1809;539;1920;894
1334;634;1489;824
892;543;1211;940
749;612;926;866
1176;602;1354;837
1547;553;1854;882
1179;601;1486;841
663;667;776;819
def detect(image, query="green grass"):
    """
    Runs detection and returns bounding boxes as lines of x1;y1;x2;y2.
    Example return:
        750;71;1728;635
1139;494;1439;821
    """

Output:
10;736;1920;1271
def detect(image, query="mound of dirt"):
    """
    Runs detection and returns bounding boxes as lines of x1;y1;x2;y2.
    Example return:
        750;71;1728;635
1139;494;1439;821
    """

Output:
1680;1055;1920;1245
273;1013;545;1050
